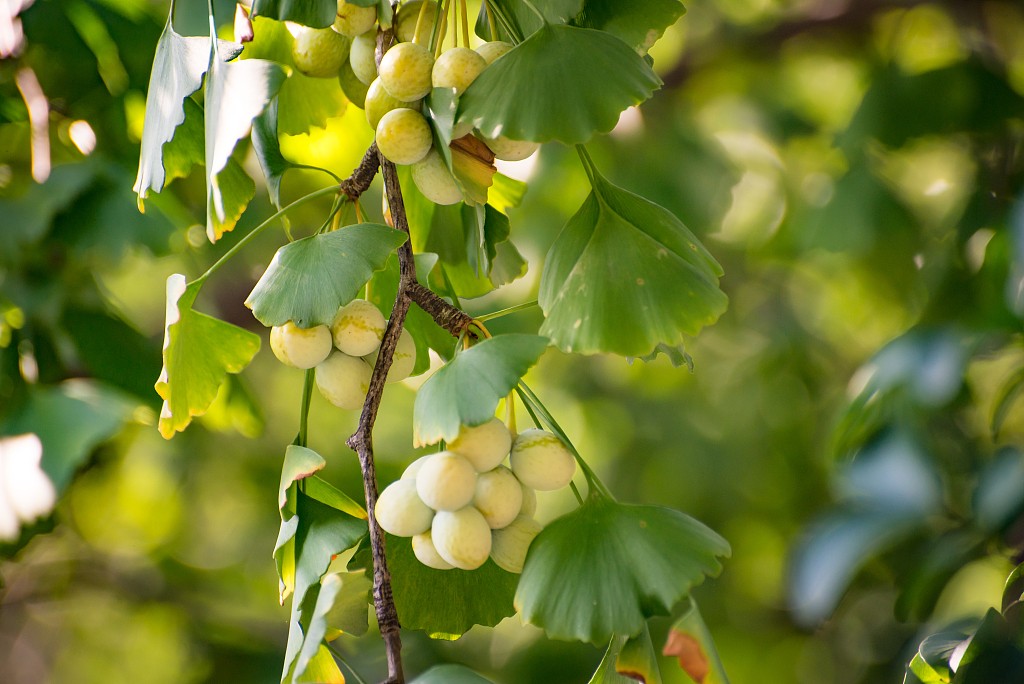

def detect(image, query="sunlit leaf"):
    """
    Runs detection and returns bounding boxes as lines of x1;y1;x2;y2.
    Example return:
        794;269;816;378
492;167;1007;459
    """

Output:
323;570;371;639
458;23;660;144
384;534;518;638
589;625;663;684
539;163;726;357
906;630;968;683
245;223;408;328
156;275;261;439
205;38;286;240
662;599;729;684
516;494;729;644
133;16;239;201
243;17;349;135
279;445;326;511
951;608;1024;683
1;379;135;490
289;573;345;682
411;664;495;683
251;0;335;28
576;0;685;54
413;334;548;446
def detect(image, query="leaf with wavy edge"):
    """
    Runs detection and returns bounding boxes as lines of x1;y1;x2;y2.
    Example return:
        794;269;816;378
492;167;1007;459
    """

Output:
458;23;660;144
413;334;548;446
577;0;686;54
245;223;407;328
539;164;726;357
156;275;261;439
516;494;729;645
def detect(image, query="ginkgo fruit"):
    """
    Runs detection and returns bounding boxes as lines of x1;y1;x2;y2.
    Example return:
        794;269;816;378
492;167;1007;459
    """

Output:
378;41;434;102
375;479;434;537
376;108;433;166
395;0;440;43
448;417;512;472
412;529;454;570
473;466;523;529
365;77;408;130
364;328;417;383
510;428;577;491
480;134;540;162
339;61;370;109
270;321;333;369
431;507;492;570
333;0;377;37
490;514;542;574
331;298;386;357
349;30;377;86
400;454;432;482
415;451;477;511
432;47;487;95
475;40;512;65
292;26;350;78
315;351;372;410
411;150;462;205
519;483;537;518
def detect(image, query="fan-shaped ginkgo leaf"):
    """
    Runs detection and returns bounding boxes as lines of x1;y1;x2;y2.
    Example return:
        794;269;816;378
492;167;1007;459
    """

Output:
412;334;548;446
457;23;660;145
539;164;727;357
156;275;261;438
245;223;407;328
516;494;730;645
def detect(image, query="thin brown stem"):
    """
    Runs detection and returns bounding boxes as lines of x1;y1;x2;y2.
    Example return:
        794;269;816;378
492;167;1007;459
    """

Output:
338;143;381;202
407;282;475;338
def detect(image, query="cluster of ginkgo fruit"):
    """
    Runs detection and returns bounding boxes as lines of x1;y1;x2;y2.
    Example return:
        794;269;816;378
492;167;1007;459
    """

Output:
269;299;416;409
374;417;576;573
289;0;539;204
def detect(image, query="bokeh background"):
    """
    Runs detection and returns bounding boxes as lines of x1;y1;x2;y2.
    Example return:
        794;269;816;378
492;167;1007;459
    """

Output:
2;0;1024;682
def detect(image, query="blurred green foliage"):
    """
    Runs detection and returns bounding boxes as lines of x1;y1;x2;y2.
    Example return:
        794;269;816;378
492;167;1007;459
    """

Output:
2;0;1024;682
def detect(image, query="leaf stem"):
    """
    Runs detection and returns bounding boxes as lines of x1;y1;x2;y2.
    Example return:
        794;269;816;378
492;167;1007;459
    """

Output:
516;381;614;500
484;0;497;41
575;144;599;187
327;642;369;684
519;0;545;23
511;387;582;506
192;185;339;287
475;300;538;322
298;368;314;447
460;0;470;49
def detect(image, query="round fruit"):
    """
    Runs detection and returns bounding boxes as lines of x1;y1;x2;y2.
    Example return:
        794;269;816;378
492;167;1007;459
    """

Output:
480;134;540;162
519;483;537;518
339;61;370;109
365;77;408;129
349;30;377;85
411;150;461;205
376;108;433;165
375;479;433;537
473;466;523;529
476;40;512;65
331;298;386;357
334;0;377;37
292;26;351;78
448;417;512;472
432;47;487;95
415;451;477;511
315;351;372;410
412;529;454;570
432;507;492;570
364;328;417;382
401;454;433;482
270;321;333;369
395;0;441;43
378;41;434;102
490;514;542;574
509;428;577;491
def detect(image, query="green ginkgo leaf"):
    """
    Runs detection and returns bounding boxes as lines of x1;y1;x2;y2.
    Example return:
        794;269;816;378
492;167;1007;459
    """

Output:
412;334;548;446
156;275;261;439
589;625;662;684
205;38;286;241
245;224;408;328
516;494;730;645
384;535;518;639
663;599;730;684
457;23;660;144
251;0;336;27
133;15;242;202
243;17;349;136
576;0;686;54
539;160;727;357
